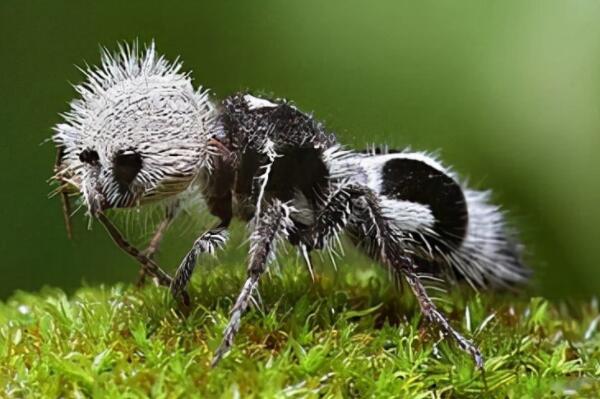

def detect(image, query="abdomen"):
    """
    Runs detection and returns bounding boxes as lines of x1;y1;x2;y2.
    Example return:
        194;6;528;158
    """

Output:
345;151;528;287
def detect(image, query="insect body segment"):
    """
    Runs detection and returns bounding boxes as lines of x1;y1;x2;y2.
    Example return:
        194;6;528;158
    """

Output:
51;44;529;368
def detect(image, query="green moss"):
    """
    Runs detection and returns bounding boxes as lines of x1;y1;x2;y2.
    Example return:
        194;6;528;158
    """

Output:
1;263;598;398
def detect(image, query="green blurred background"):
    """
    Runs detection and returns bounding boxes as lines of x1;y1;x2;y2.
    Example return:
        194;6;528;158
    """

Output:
1;1;599;299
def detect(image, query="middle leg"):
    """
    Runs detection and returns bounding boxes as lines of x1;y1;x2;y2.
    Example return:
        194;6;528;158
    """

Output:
211;200;294;366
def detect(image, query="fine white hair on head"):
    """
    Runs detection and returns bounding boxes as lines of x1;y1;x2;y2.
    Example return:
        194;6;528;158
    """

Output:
53;41;217;209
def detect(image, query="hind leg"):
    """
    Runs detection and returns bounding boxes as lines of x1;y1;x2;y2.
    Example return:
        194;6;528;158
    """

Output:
301;184;484;368
346;188;484;368
401;258;484;368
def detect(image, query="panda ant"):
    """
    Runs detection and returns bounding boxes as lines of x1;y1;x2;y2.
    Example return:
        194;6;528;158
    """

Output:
51;43;529;368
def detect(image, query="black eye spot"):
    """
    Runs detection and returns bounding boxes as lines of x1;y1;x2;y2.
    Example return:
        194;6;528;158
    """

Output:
113;150;142;190
79;149;99;165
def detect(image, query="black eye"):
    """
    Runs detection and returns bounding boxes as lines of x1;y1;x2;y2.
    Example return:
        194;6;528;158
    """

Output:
79;148;99;165
113;150;142;190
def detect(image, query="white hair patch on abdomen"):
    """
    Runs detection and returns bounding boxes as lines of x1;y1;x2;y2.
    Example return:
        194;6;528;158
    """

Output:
380;196;435;234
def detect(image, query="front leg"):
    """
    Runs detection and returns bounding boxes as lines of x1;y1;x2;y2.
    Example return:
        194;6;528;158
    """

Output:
95;213;192;304
211;200;294;366
170;226;229;304
137;201;180;286
144;202;180;259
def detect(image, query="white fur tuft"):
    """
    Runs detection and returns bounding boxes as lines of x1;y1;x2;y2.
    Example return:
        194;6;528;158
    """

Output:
53;42;216;211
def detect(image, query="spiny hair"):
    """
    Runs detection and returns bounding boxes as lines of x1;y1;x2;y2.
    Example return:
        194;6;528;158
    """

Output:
52;42;216;212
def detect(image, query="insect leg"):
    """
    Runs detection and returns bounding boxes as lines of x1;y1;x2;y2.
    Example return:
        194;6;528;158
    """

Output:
348;187;484;368
300;183;401;263
170;227;229;304
95;212;191;303
291;184;355;277
144;201;180;259
302;185;354;251
137;201;180;286
402;258;484;368
251;138;279;220
211;200;293;367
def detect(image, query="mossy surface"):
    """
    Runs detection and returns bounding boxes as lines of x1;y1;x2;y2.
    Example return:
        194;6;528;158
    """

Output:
1;263;598;398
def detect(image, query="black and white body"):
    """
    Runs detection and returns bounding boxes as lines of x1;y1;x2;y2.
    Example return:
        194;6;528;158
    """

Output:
51;43;528;368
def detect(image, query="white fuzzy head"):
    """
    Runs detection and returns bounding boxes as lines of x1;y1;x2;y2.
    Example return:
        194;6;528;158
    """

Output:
53;42;215;214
